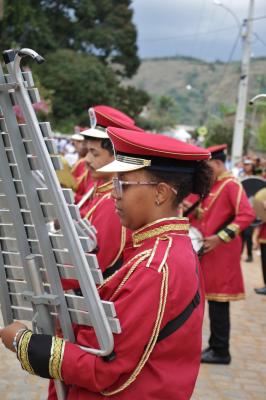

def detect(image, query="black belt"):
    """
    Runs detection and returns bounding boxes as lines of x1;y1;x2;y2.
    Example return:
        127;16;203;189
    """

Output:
156;290;200;343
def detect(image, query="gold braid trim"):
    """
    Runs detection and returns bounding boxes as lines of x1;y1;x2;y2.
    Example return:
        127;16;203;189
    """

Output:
17;330;35;375
217;230;231;243
227;223;240;235
200;178;236;216
98;250;152;290
217;223;241;243
85;193;111;220
110;251;153;300
206;293;245;301
235;184;243;215
133;224;189;246
108;226;127;268
49;337;65;380
96;180;113;194
102;263;169;396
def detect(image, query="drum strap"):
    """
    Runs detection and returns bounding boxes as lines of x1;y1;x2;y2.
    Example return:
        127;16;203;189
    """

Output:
156;289;200;343
183;199;201;217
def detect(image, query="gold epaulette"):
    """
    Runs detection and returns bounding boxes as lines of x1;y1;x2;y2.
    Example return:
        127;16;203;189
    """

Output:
145;235;173;272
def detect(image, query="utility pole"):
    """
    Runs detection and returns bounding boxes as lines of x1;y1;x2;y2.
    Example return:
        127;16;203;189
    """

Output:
231;0;255;165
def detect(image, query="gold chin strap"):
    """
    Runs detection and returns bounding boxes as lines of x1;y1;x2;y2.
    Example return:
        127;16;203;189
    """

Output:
101;262;169;396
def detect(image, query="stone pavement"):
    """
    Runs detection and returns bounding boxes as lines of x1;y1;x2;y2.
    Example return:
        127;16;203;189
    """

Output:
0;251;265;399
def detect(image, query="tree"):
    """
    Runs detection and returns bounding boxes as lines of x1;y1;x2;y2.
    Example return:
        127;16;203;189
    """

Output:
34;49;148;132
139;95;180;131
0;0;139;77
257;115;266;151
0;1;148;131
205;116;249;153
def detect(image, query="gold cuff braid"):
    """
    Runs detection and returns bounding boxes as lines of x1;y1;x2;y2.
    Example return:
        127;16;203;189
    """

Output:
17;330;35;375
49;336;65;380
227;223;240;235
217;230;231;243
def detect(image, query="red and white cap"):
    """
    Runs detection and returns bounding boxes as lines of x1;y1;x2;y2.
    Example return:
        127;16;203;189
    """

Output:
82;105;143;139
98;127;211;173
207;144;227;159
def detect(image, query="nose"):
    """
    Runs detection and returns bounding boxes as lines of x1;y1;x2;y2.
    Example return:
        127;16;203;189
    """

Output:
85;152;93;166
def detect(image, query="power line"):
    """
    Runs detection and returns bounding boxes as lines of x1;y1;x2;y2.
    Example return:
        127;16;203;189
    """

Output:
253;32;266;49
190;0;207;59
206;28;242;104
251;15;266;21
141;25;238;43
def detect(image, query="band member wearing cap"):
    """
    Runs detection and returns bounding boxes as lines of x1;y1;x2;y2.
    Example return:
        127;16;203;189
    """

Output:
75;105;142;205
188;144;255;365
76;106;143;277
0;128;212;400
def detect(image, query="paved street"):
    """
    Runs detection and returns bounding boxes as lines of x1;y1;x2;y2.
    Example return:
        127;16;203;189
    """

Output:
0;251;265;400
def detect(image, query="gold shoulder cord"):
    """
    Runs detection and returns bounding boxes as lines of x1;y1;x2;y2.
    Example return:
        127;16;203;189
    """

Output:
98;249;152;290
101;263;169;396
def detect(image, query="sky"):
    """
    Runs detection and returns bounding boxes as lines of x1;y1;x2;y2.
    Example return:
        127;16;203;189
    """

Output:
131;0;266;61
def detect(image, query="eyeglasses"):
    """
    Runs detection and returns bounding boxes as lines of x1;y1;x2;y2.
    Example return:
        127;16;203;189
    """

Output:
112;177;177;199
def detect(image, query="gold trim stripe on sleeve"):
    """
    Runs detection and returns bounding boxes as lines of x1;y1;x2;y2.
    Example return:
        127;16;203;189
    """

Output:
217;230;231;243
17;330;35;375
49;337;65;381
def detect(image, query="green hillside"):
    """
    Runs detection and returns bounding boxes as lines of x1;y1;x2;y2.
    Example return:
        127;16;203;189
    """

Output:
128;57;266;126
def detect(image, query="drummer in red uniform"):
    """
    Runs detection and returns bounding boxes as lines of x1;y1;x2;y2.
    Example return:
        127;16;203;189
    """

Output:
1;128;212;400
188;144;256;364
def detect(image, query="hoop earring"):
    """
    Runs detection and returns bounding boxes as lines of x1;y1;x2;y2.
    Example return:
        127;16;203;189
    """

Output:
156;199;160;206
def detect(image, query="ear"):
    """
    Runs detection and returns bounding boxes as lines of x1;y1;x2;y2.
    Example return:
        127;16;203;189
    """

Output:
154;182;173;205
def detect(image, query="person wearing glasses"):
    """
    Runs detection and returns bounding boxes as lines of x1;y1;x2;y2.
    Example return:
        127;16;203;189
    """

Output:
0;127;212;400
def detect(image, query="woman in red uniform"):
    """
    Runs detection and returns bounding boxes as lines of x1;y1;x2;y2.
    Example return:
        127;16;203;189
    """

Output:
0;128;212;400
188;145;256;364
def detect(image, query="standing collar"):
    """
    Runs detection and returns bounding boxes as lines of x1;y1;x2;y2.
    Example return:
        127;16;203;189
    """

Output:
95;180;113;195
132;217;189;247
217;171;233;181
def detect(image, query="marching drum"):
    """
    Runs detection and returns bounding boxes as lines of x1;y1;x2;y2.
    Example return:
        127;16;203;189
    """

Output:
253;188;266;223
241;177;266;226
188;226;204;255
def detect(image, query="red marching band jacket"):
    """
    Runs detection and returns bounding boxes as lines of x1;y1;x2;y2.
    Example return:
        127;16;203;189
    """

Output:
189;172;256;301
44;218;204;399
74;168;94;204
71;158;88;181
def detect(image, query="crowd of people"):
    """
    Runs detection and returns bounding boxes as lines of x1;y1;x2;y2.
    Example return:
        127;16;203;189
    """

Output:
0;105;265;399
